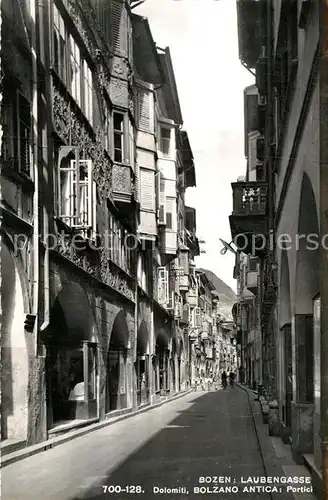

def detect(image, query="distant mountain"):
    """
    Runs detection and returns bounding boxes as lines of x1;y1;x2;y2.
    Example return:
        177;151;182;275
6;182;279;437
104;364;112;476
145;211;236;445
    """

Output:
198;268;237;321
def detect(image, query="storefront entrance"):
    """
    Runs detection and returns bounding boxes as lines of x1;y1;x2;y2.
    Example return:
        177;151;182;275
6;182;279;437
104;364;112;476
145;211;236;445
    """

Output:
106;311;129;413
46;284;98;428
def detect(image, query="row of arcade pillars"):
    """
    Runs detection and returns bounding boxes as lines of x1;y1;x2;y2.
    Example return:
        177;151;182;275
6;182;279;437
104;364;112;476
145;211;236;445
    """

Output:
278;174;320;468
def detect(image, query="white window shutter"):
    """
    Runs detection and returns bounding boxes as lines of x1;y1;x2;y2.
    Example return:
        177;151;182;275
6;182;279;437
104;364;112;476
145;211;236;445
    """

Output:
138;89;150;132
87;160;93;228
110;1;127;54
140;169;155;211
157;175;166;224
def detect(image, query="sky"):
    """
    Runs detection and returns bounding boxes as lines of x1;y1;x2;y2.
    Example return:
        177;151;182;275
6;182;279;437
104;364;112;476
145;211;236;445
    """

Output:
136;0;254;292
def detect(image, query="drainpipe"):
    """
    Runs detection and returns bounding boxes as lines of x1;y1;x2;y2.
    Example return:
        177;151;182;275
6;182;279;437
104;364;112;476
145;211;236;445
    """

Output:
38;0;50;341
319;0;328;495
30;0;39;357
265;0;274;398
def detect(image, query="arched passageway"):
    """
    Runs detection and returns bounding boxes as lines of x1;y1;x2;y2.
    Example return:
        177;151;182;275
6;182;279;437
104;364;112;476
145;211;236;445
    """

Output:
178;339;184;391
136;321;150;406
171;338;177;393
279;249;292;437
106;311;129;413
2;243;28;441
153;331;169;396
294;173;319;454
46;283;97;427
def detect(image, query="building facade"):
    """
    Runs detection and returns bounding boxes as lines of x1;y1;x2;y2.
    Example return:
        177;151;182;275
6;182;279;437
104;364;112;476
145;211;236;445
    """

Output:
230;0;325;495
1;0;202;450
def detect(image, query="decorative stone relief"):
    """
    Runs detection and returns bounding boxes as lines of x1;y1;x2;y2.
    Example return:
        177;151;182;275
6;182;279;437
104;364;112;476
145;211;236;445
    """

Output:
108;78;129;108
52;83;112;200
99;253;134;302
56;230;134;302
112;164;132;194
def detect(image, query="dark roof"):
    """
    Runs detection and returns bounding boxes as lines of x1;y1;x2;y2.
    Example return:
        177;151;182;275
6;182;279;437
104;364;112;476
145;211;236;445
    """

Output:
236;0;264;69
131;14;165;84
157;47;183;125
180;130;196;188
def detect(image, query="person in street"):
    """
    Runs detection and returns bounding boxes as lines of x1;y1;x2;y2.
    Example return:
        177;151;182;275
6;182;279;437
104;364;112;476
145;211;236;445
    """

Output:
229;371;235;387
221;371;227;389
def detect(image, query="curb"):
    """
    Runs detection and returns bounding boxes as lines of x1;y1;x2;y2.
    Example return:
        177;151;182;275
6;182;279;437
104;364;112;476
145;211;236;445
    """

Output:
1;389;193;468
236;383;294;500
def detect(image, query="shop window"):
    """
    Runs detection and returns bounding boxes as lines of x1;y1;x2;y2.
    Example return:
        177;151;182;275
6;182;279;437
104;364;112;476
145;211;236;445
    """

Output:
49;342;97;423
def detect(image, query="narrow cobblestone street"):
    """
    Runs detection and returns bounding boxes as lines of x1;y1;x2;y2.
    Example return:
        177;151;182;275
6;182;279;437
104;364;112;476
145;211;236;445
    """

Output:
3;387;271;500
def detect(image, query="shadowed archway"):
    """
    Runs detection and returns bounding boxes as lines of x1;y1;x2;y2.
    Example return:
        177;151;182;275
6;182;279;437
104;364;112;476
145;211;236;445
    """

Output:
154;330;170;396
279;249;292;436
2;243;28;441
46;283;97;427
293;173;319;454
136;321;150;406
106;311;130;413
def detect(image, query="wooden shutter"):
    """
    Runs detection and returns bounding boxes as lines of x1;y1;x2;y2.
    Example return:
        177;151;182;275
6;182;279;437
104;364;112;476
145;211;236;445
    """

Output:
138;89;150;132
195;307;201;327
157;175;166;224
58;158;79;225
110;1;127;54
158;267;169;305
165;197;176;230
140;169;155;211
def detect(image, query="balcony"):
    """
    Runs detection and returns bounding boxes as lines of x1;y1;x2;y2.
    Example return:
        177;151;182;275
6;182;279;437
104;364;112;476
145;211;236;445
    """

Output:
229;181;268;253
112;164;133;205
246;271;259;294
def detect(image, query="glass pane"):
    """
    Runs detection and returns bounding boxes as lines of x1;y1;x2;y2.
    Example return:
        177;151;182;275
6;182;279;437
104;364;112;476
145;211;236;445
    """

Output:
114;113;124;131
61;349;84;401
88;345;96;399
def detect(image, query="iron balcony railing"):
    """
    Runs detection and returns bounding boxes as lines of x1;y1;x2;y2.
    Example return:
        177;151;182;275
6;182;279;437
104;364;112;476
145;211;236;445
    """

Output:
231;181;267;216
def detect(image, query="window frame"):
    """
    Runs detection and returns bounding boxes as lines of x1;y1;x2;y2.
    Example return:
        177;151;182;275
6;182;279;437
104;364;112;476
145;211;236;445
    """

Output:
58;155;97;236
159;126;171;156
52;2;94;125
